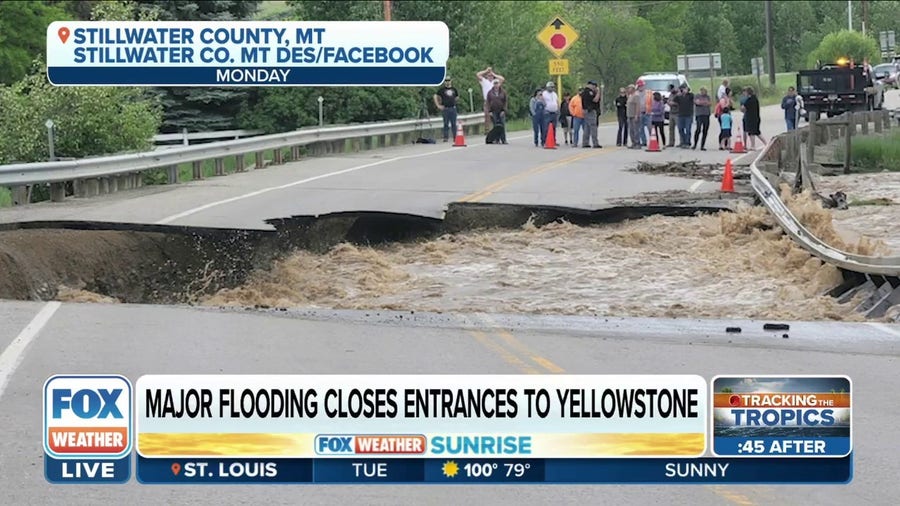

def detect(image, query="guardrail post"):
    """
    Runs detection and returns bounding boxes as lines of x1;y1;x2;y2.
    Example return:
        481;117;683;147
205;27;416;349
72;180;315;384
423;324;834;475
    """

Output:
192;161;203;180
351;138;361;152
844;113;853;175
214;158;225;175
291;146;301;161
235;154;245;172
861;113;869;134
50;183;66;202
255;152;265;169
806;119;816;163
167;165;179;184
273;149;283;165
874;112;883;133
10;186;28;205
99;177;109;195
109;175;119;193
885;110;892;130
133;173;143;188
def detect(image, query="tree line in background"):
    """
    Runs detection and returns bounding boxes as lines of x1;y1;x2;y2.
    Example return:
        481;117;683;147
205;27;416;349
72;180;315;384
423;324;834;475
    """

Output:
0;0;896;164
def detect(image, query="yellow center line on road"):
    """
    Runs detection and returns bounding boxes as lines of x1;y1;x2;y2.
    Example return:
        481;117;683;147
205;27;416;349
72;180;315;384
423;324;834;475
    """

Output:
457;147;620;203
468;322;759;506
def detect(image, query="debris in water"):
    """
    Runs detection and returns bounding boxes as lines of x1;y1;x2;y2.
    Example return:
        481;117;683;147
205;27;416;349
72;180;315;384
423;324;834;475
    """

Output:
726;327;742;333
764;323;791;331
203;204;886;322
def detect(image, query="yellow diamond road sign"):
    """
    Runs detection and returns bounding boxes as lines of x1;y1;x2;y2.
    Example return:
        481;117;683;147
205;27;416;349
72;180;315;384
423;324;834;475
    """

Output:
537;16;579;58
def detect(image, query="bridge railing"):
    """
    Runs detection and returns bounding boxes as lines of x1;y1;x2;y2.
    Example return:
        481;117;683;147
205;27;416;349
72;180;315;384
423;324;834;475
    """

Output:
0;113;483;204
748;108;900;277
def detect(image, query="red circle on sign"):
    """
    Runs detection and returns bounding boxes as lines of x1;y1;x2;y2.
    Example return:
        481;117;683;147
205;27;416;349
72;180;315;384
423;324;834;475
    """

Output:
729;395;741;407
550;34;567;49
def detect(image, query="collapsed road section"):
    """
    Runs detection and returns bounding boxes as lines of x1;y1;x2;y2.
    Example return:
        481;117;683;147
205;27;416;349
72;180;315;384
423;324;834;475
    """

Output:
0;199;897;322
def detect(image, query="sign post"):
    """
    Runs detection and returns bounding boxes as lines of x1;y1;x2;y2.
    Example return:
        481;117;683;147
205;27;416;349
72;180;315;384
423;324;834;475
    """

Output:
751;57;764;92
537;16;578;100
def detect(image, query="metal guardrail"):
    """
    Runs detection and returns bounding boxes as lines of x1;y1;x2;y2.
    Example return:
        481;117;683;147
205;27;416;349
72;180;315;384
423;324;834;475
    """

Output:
153;129;264;145
748;110;900;277
0;113;482;196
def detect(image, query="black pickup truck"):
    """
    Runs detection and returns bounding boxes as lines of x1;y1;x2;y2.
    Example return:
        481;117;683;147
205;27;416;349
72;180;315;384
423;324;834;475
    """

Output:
797;64;884;120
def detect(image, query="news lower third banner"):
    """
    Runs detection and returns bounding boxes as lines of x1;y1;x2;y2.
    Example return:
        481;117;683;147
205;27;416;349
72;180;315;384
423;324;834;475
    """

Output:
42;374;853;484
45;21;449;86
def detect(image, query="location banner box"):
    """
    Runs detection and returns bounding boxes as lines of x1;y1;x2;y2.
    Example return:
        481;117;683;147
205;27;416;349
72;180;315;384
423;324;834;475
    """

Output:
135;455;852;484
711;376;852;458
45;21;449;86
134;374;709;459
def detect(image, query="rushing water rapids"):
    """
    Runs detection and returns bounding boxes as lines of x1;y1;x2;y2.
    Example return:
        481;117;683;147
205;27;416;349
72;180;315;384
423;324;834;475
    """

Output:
200;190;894;322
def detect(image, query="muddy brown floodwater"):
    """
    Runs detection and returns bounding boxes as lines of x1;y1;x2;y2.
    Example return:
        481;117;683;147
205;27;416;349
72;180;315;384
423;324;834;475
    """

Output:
203;190;895;322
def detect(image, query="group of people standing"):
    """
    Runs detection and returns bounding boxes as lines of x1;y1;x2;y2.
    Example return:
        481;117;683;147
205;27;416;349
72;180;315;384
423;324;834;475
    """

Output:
531;80;603;148
613;78;768;152
435;68;776;153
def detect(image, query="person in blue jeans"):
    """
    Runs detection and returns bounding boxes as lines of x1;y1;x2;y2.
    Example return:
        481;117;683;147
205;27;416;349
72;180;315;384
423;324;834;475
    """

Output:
529;89;545;147
781;87;799;131
433;77;459;142
674;85;694;147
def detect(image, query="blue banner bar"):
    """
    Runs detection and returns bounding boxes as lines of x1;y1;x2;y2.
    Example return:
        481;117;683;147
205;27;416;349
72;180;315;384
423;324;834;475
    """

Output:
46;455;131;484
714;437;851;457
47;66;446;86
136;455;852;484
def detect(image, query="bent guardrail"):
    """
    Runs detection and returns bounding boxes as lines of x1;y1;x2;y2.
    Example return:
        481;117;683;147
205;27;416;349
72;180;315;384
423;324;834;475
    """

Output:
0;112;483;203
748;109;900;278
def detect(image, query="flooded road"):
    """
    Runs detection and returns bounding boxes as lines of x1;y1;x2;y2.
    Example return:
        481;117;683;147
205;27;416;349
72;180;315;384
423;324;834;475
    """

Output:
204;195;893;321
815;171;900;253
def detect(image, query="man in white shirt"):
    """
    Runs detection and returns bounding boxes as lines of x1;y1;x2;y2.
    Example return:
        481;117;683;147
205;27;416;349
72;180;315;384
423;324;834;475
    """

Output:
476;66;505;130
541;81;559;146
717;79;729;101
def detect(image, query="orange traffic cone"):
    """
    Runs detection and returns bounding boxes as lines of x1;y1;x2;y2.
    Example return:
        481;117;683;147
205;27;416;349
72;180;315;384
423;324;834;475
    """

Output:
721;159;735;192
453;122;467;147
544;122;558;149
646;128;661;152
731;127;746;154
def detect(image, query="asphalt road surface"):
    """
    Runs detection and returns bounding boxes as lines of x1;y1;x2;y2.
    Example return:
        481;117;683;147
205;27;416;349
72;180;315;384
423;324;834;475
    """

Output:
2;99;900;505
1;303;899;505
0;103;792;229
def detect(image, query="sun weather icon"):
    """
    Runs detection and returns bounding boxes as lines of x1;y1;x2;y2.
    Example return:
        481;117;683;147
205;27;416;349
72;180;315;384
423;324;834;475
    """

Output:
442;460;459;478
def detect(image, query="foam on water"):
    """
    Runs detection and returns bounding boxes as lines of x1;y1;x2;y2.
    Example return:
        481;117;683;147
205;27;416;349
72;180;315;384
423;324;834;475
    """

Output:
203;201;893;321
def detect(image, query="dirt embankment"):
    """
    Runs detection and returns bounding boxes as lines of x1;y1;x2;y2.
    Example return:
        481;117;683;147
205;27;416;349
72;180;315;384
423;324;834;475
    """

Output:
0;227;271;303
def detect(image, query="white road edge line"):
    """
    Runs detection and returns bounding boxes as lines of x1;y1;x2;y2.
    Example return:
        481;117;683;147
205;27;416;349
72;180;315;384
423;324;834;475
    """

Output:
156;132;532;225
867;322;900;339
0;302;62;400
688;180;705;193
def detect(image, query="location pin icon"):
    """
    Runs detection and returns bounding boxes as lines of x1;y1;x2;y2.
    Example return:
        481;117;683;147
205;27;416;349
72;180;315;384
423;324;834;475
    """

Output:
58;27;70;44
171;462;181;475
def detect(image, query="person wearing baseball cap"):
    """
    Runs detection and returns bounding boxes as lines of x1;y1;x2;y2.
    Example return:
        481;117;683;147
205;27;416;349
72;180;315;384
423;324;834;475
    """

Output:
580;80;602;148
541;81;560;146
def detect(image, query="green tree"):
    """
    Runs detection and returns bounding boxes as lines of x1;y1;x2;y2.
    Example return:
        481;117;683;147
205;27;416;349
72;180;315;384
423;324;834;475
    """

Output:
101;1;262;132
773;0;816;71
720;387;733;393
0;1;70;84
0;62;162;164
580;10;659;106
809;29;881;66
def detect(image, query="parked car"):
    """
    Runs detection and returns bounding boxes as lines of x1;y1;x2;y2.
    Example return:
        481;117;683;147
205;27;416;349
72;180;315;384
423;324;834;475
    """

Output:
873;63;899;89
636;72;690;121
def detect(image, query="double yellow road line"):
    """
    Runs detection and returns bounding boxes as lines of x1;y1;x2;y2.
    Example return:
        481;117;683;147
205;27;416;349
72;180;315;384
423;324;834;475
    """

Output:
467;316;761;505
458;149;605;203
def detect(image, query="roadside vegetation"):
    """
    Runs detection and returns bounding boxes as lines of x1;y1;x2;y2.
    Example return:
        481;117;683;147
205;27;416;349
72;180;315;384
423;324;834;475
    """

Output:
840;131;900;173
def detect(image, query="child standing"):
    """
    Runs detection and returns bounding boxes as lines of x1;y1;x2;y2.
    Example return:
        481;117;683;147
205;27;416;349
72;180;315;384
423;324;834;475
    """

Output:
719;107;732;150
650;91;666;147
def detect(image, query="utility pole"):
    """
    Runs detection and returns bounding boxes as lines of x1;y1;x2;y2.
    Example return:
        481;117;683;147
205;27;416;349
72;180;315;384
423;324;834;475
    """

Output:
765;0;776;86
847;0;852;31
383;0;391;21
862;0;868;36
